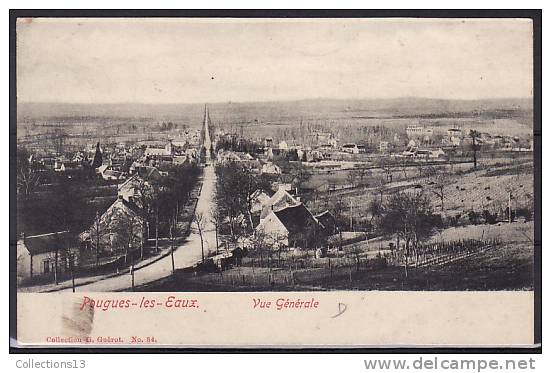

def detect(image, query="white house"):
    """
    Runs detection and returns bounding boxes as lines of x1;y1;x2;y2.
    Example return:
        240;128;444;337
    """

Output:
102;169;125;181
261;162;282;175
145;141;173;157
341;143;359;154
17;231;79;284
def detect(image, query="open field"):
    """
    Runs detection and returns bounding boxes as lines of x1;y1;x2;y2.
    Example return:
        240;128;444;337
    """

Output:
303;154;533;232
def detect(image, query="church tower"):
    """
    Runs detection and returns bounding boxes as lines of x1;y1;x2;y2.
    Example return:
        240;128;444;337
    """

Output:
203;104;212;152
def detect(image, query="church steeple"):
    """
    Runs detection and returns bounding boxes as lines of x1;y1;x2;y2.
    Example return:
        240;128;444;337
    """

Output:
203;104;212;152
91;141;103;169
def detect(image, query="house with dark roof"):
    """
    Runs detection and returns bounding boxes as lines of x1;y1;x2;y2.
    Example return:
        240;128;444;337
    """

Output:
17;231;79;284
314;210;338;235
256;203;327;249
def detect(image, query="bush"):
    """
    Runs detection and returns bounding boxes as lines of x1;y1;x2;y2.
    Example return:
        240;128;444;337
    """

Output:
482;209;498;224
516;207;533;222
468;210;480;225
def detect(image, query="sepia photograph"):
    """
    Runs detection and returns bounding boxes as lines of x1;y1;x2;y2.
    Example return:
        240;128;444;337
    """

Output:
14;17;536;293
10;12;540;349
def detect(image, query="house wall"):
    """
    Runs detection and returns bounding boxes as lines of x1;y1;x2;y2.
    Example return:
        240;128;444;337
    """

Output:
17;241;80;284
86;199;144;255
256;213;289;248
32;250;80;278
16;241;31;284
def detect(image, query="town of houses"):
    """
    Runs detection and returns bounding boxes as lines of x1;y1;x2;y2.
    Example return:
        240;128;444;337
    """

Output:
16;110;534;291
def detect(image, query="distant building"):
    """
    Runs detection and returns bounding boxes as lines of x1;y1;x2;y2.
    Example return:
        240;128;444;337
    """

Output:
406;125;433;140
447;128;463;138
328;138;338;148
144;141;173;157
406;125;424;137
261;162;282;175
101;169;125;181
341;143;359;154
54;159;82;172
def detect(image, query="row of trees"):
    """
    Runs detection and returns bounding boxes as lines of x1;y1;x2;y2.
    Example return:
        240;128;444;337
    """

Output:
103;163;201;261
215;136;264;154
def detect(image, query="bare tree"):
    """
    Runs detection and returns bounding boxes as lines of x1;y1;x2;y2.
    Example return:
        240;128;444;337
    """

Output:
373;177;387;204
469;129;481;169
380;191;438;277
431;174;447;211
111;212;141;266
89;211;105;267
376;157;394;183
290;164;312;194
135;179;155;258
194;211;207;263
355;167;372;186
17;166;41;196
347;170;358;188
210;207;222;255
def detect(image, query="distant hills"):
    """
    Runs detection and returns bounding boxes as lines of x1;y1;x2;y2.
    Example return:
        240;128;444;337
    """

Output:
18;97;533;125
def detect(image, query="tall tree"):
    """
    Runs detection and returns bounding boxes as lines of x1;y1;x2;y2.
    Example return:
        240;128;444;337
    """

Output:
16;147;40;196
89;211;105;267
380;191;437;277
194;211;207;263
468;130;481;169
431;174;447;212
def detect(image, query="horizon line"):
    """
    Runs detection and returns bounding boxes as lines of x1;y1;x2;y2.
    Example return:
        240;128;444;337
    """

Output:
17;95;534;107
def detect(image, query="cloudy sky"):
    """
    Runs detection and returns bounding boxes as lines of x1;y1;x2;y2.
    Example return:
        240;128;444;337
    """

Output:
17;18;533;104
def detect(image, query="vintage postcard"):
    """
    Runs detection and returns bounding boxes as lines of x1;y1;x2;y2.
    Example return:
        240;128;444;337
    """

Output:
12;14;539;349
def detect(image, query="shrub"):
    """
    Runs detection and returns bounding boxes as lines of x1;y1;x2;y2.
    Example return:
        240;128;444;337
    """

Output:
482;209;498;224
468;210;480;225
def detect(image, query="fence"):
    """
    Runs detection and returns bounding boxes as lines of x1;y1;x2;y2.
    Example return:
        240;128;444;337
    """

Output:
386;237;500;268
191;254;387;289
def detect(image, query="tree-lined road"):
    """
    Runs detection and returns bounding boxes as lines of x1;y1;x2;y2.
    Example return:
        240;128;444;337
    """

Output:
59;106;217;292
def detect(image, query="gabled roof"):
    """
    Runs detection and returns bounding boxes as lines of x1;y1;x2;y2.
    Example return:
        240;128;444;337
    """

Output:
314;210;335;234
273;203;321;235
136;166;162;181
103;169;123;177
118;174;141;191
260;188;298;219
21;231;77;256
120;198;142;217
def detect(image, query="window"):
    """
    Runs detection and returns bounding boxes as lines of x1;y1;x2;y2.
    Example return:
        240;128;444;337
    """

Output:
43;260;50;274
68;253;75;269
